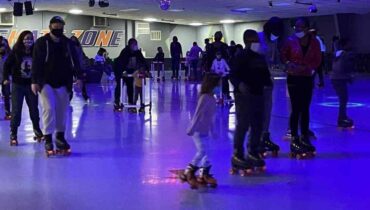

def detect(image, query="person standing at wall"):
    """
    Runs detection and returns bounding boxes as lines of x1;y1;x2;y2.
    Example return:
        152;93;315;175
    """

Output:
70;36;90;101
281;17;322;158
188;42;203;81
0;36;11;120
32;16;82;156
230;29;272;174
170;36;183;80
202;38;212;74
258;17;284;157
3;31;43;146
114;38;147;113
331;38;355;128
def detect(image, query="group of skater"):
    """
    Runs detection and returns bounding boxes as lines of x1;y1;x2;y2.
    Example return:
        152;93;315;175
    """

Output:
178;16;355;189
0;14;355;184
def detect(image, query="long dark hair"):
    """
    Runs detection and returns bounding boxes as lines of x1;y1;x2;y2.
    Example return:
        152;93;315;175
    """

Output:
0;36;11;55
13;30;34;55
200;73;221;94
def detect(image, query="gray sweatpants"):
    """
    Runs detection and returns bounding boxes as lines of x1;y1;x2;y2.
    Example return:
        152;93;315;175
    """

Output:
39;84;69;135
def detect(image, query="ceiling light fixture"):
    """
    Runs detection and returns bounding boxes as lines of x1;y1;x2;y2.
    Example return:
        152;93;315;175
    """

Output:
143;17;157;22
0;8;6;13
120;8;140;12
190;22;203;26
168;8;185;12
69;9;83;14
220;19;235;24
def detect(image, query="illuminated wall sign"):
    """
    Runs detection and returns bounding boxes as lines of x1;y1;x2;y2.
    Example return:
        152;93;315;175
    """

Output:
0;29;125;47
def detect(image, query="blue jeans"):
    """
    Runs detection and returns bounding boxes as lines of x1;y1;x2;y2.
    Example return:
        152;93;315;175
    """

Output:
191;132;210;167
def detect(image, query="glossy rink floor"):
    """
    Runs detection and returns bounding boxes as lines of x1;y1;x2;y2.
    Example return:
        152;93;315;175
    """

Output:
0;75;370;210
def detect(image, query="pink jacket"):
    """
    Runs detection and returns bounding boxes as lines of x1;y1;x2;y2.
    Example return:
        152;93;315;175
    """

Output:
187;94;216;136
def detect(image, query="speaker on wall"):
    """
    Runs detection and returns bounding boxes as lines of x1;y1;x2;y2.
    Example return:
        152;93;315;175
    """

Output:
24;1;34;15
13;2;23;17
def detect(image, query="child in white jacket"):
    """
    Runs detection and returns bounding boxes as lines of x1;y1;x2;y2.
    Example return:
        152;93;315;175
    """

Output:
211;51;231;101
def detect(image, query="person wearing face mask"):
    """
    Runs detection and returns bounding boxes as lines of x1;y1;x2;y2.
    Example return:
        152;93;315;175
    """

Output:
229;29;272;173
211;51;230;102
170;36;183;80
32;16;82;156
113;38;147;113
257;17;284;157
281;17;321;159
0;36;11;120
3;31;43;146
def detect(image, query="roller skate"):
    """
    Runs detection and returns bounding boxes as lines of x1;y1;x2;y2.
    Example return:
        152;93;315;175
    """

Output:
9;131;18;146
283;129;292;140
113;103;123;112
230;155;254;176
197;166;217;188
178;164;200;189
44;134;55;157
259;133;280;158
128;107;137;114
289;136;309;159
82;93;90;102
338;118;354;129
55;132;71;156
300;135;316;157
245;153;267;173
4;111;11;120
33;129;44;143
138;106;145;114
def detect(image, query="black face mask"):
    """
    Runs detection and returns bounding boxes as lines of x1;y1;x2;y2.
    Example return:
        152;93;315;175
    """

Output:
51;29;64;37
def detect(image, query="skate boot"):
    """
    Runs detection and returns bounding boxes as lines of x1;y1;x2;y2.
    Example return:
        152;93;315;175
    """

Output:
289;136;309;159
284;129;292;140
338;118;354;129
300;135;316;157
55;132;71;156
82;93;90;102
44;134;55;157
260;133;280;158
230;155;253;176
9;130;18;146
4;111;11;120
198;166;217;188
138;106;145;113
179;164;199;189
246;152;266;172
113;103;123;112
33;128;44;143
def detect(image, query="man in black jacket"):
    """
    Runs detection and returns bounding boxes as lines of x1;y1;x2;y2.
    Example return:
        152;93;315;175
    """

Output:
229;29;272;171
113;38;147;113
31;16;81;156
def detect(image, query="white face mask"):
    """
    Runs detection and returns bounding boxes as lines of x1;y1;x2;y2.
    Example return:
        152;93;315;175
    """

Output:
295;32;305;38
250;43;261;54
270;34;279;41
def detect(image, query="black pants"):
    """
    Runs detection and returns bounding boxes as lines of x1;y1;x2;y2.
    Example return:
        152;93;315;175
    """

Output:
233;92;264;157
332;79;349;121
190;60;198;80
11;83;41;135
1;83;10;114
222;76;230;99
314;53;325;85
171;58;180;78
287;75;313;137
114;76;134;105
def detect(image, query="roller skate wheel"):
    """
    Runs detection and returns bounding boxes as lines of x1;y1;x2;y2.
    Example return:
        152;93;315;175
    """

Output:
229;168;237;175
